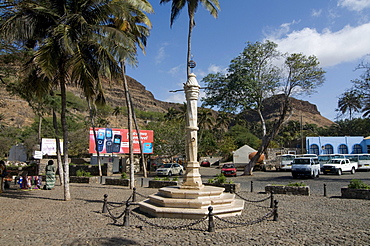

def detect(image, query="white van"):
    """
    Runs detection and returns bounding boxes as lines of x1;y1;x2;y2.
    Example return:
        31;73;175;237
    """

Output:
291;157;320;179
279;154;296;171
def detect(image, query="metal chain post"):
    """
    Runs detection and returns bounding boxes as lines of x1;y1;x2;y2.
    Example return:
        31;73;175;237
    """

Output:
324;184;327;197
251;181;254;192
132;187;136;202
102;194;108;213
123;201;131;226
273;200;279;221
208;206;215;232
270;191;274;208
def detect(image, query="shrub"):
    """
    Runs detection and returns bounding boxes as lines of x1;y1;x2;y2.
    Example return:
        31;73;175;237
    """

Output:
215;173;227;184
348;179;370;189
76;169;92;177
121;172;127;179
172;177;178;181
287;181;306;187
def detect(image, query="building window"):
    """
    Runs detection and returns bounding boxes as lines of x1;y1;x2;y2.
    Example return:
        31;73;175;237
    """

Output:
338;144;348;154
310;144;319;155
353;144;362;154
324;144;333;154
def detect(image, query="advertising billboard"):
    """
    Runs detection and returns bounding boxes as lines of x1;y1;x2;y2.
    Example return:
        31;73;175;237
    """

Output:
89;128;154;154
41;138;64;156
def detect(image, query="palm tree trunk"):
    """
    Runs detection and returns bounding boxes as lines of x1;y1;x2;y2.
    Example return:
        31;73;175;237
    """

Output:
52;108;64;186
60;79;71;201
129;93;147;178
88;100;102;177
186;16;194;77
121;62;135;189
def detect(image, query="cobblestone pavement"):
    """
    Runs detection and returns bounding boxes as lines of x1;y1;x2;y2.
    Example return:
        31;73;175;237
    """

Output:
1;170;370;246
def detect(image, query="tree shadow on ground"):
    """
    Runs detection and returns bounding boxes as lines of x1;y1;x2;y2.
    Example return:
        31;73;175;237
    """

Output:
0;188;63;201
67;237;139;246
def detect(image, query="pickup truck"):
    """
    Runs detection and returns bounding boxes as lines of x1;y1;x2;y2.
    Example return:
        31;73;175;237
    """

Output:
321;158;357;175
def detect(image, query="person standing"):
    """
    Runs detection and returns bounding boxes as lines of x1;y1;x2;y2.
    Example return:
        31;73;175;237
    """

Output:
0;160;7;193
45;160;56;190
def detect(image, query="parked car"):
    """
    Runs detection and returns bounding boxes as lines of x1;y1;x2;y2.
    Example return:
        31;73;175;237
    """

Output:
200;160;211;167
321;158;357;175
221;163;237;177
156;163;184;177
291;157;320;179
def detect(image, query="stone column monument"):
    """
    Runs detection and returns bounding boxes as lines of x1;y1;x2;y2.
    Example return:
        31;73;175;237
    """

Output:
139;72;244;219
181;73;204;190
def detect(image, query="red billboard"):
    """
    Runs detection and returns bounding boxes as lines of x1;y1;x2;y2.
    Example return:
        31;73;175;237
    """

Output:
89;128;154;154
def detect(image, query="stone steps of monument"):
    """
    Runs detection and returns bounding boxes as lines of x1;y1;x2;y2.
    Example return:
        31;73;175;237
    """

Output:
147;192;236;209
138;199;244;220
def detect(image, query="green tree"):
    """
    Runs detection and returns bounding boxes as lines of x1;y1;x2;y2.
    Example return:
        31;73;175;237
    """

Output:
202;41;325;175
160;0;220;77
349;57;370;117
202;41;280;137
147;120;186;159
1;0;153;200
337;89;362;120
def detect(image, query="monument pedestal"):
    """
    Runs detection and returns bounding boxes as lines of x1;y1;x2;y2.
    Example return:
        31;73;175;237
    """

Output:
139;186;244;219
139;73;244;219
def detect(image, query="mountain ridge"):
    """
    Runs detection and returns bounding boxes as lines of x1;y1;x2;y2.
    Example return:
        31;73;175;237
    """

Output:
0;76;334;129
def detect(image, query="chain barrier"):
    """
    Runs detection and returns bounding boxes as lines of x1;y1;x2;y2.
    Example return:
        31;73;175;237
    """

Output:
102;188;279;231
214;209;274;227
234;192;271;203
130;210;208;230
105;204;126;224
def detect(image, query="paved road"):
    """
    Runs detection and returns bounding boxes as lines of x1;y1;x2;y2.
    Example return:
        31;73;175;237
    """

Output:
141;166;370;197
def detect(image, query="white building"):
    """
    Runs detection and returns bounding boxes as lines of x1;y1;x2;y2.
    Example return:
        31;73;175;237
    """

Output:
232;145;257;167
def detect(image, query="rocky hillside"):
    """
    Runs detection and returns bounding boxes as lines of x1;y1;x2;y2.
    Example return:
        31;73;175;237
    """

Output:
240;95;334;127
0;77;334;129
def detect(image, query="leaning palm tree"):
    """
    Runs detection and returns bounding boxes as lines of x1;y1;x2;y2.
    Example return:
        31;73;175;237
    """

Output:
160;0;220;77
1;0;153;199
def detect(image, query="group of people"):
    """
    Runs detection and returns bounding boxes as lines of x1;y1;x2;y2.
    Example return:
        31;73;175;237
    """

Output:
0;159;56;193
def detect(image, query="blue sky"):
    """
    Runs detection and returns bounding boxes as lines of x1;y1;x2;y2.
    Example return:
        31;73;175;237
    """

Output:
126;0;370;122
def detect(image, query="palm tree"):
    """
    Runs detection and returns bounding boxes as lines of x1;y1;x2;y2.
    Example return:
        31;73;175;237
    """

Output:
160;0;220;77
1;0;153;200
337;90;362;120
198;108;214;130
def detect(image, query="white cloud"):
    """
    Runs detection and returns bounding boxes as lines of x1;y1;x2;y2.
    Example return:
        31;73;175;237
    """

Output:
155;47;165;64
338;0;370;11
266;22;370;67
311;9;322;17
208;64;226;74
167;65;182;75
165;93;186;104
264;20;300;40
155;43;169;64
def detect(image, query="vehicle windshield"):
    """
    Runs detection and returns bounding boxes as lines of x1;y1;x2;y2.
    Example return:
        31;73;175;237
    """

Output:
160;164;172;168
282;156;295;161
330;159;341;164
293;159;310;164
318;156;330;162
223;164;234;168
359;155;370;160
